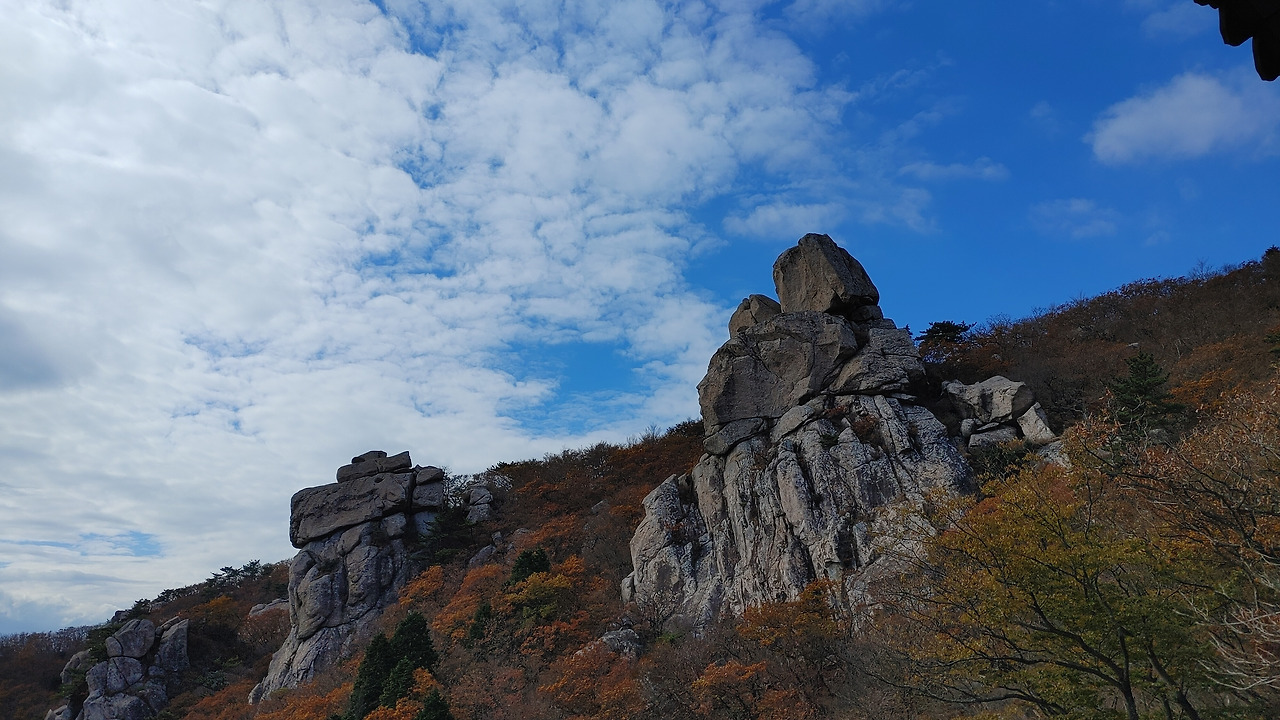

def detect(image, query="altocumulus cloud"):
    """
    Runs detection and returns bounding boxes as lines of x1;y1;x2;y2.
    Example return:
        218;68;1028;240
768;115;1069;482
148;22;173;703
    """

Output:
0;0;909;631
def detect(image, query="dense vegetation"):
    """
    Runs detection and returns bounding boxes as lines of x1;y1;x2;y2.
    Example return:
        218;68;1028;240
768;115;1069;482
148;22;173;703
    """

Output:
7;249;1280;719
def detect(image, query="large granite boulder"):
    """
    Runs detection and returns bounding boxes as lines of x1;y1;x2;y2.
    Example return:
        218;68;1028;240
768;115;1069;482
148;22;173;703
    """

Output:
250;453;447;703
943;376;1034;425
698;312;860;430
624;233;973;626
772;233;879;318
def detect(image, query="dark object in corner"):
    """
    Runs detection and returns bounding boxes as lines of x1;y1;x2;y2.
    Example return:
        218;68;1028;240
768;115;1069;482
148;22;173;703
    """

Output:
1196;0;1280;80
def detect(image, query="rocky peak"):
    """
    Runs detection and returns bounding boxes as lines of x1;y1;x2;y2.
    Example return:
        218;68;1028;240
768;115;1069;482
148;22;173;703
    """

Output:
250;451;447;703
47;617;189;720
623;233;972;626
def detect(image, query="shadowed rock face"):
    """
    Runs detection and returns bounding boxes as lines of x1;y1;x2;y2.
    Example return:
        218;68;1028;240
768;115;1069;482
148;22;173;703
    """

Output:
48;618;189;720
623;233;972;626
249;454;446;703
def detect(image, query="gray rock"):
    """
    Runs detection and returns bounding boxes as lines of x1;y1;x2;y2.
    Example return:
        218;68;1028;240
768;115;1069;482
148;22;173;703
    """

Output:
468;545;497;567
60;650;92;685
626;397;972;626
1036;440;1070;468
467;486;494;506
155;619;189;674
290;471;414;546
959;418;978;440
336;450;413;483
704;418;766;455
80;694;149;720
1016;402;1057;446
253;453;441;703
106;619;155;659
772;233;879;316
944;376;1035;425
133;680;167;712
728;294;782;335
85;661;108;697
698;312;859;428
770;404;817;443
967;424;1021;448
105;657;144;694
466;503;493;524
44;705;73;720
600;628;641;658
828;327;923;394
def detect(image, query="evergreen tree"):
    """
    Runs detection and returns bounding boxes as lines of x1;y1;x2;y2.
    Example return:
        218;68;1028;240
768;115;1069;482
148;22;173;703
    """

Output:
378;657;416;708
506;547;550;586
348;633;395;720
390;611;438;672
1108;351;1182;435
414;689;455;720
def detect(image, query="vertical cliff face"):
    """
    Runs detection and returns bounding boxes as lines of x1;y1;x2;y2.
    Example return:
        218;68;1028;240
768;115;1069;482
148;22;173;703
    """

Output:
249;451;446;703
622;234;974;625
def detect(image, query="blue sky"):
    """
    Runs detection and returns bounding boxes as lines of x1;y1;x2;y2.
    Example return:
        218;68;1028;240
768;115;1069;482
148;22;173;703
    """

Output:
0;0;1276;633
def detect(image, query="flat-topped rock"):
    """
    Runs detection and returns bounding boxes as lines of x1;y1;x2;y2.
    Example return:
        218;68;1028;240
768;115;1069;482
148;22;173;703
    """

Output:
290;472;415;547
336;450;412;483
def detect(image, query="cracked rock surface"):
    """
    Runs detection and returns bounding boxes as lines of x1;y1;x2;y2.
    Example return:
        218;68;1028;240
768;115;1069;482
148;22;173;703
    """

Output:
623;234;972;625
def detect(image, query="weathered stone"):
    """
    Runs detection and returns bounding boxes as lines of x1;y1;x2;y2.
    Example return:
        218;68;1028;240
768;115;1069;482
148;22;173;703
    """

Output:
699;312;859;428
828;327;923;394
467;545;497;567
290;471;414;546
336;450;412;483
85;661;108;697
133;680;167;712
80;694;149;720
467;486;494;506
1037;440;1070;468
772;233;879;316
155;619;189;675
704;418;766;455
728;294;782;335
960;418;978;439
105;657;144;694
106;619;155;659
60;650;92;686
249;599;289;617
1016;402;1057;446
944;376;1035;425
412;481;444;509
466;503;493;524
625;397;972;625
770;404;816;443
253;455;439;704
44;705;73;720
967;424;1021;448
600;628;641;658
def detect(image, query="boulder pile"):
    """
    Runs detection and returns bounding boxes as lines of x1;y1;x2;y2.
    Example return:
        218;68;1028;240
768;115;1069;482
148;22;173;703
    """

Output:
249;451;447;702
944;376;1058;450
46;618;189;720
622;233;973;626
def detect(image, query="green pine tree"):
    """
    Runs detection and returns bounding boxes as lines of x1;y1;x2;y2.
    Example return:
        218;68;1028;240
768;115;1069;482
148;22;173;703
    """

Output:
1108;352;1182;436
379;657;416;708
390;611;438;672
506;547;550;586
348;633;395;720
414;689;455;720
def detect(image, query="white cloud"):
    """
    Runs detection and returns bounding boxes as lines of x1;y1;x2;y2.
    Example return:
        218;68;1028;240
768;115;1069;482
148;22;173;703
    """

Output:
1;0;931;631
1089;70;1280;164
1030;198;1121;239
898;157;1009;181
724;202;848;239
1140;2;1214;39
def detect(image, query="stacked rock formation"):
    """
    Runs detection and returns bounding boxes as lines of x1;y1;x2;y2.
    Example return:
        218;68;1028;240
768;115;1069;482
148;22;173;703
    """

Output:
622;234;973;626
47;618;189;720
249;451;446;702
944;376;1058;450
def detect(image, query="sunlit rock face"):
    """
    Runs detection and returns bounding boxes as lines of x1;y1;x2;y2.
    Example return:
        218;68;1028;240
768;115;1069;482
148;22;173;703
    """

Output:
622;233;974;626
249;451;446;703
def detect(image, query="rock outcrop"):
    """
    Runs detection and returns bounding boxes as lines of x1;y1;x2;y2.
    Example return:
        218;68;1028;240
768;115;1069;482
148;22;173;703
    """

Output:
944;376;1058;450
249;451;446;703
48;617;189;720
623;233;973;626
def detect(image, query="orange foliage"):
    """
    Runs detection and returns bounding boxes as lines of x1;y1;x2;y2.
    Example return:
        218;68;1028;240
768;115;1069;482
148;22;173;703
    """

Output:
740;580;842;650
254;682;352;720
167;680;259;720
542;641;646;719
433;564;507;641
